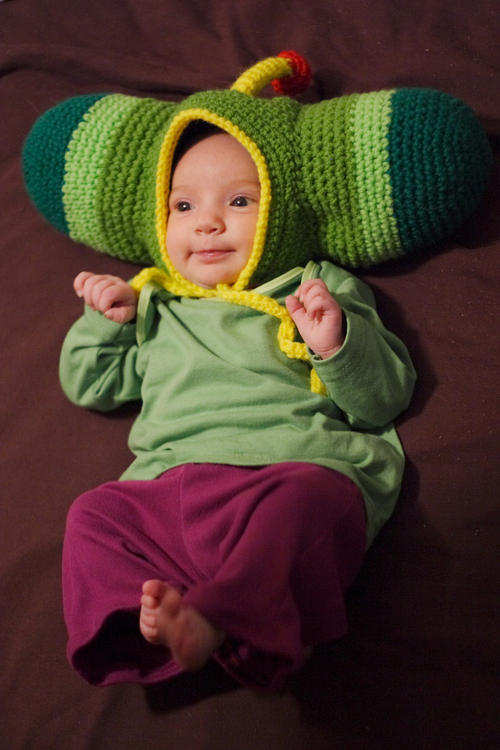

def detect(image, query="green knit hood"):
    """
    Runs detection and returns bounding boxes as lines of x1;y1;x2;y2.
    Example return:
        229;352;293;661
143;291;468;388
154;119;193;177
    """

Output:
23;51;492;290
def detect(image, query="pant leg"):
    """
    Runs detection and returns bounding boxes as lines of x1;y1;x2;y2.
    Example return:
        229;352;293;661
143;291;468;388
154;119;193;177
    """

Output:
62;467;196;686
63;462;366;690
181;462;366;689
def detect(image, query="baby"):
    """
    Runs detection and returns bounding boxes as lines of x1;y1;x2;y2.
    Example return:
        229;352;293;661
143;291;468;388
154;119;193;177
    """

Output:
72;130;347;672
61;126;415;689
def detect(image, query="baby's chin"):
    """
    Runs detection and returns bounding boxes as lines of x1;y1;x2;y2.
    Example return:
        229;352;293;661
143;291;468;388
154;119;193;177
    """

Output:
172;256;248;289
185;271;242;289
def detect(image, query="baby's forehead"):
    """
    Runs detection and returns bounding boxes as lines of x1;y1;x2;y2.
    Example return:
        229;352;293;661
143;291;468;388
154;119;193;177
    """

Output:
171;131;259;183
176;131;248;162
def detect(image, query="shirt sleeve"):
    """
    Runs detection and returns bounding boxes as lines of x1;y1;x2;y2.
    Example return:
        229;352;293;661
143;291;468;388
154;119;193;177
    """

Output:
59;305;142;411
311;261;417;429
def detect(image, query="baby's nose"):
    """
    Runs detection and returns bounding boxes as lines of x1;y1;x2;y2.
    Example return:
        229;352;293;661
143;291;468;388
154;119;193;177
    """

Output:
196;209;224;234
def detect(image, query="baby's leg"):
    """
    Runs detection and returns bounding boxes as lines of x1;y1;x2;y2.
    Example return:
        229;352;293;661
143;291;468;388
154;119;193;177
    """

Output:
181;463;366;688
62;469;219;686
140;580;225;671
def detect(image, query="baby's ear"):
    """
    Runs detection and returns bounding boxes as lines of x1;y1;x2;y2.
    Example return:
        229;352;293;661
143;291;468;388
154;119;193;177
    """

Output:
22;93;177;266
296;88;492;268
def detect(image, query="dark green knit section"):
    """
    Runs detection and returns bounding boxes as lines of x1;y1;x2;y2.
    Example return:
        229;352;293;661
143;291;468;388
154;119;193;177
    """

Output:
22;94;106;234
388;88;493;253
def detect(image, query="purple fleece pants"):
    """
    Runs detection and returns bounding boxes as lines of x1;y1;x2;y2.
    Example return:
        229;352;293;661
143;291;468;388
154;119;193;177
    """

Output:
62;462;366;690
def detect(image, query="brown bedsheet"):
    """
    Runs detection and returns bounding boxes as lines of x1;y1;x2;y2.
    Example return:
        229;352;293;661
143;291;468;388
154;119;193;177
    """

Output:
1;1;499;748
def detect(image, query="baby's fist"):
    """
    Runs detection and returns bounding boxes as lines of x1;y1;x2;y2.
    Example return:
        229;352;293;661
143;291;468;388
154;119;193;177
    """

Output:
74;272;138;324
286;279;345;359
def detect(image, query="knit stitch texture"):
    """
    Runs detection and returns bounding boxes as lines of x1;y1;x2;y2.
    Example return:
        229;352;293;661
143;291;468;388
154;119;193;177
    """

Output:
22;57;492;279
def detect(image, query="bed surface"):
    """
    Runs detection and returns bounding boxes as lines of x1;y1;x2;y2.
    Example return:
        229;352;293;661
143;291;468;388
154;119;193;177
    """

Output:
1;1;499;748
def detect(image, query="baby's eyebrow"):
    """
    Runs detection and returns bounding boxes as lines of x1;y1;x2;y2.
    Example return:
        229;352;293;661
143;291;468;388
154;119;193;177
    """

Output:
169;184;192;194
228;179;260;190
169;180;260;197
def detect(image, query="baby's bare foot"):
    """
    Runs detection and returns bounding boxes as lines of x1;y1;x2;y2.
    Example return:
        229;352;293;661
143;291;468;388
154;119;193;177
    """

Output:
139;579;178;645
139;579;225;670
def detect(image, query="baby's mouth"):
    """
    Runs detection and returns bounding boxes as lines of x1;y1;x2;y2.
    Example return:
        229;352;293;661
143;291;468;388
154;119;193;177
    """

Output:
192;249;233;261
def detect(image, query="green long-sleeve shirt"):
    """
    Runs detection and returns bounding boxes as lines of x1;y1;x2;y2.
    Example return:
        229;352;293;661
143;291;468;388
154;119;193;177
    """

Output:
60;261;416;546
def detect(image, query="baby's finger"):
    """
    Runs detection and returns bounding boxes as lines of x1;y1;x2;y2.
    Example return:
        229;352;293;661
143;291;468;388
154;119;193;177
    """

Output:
285;293;303;316
295;278;328;298
299;285;328;312
103;304;136;324
304;295;327;320
73;271;94;297
91;276;129;313
295;282;323;310
84;276;115;311
77;274;107;308
286;294;309;330
98;282;128;313
305;284;339;314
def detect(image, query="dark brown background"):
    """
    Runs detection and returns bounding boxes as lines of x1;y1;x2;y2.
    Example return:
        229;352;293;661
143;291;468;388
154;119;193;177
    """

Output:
1;1;499;748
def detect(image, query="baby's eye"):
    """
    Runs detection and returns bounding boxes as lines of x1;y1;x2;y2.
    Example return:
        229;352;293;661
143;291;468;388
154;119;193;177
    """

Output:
174;200;192;212
231;196;250;207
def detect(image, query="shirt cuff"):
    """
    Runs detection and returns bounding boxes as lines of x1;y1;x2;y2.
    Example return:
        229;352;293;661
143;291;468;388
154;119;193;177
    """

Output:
83;304;137;343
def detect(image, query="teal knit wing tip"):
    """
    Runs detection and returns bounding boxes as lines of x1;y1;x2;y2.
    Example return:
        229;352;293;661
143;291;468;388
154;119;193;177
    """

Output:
388;89;493;254
22;94;107;234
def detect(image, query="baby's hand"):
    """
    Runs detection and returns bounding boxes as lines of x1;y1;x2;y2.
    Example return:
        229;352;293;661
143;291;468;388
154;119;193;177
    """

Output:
74;272;138;324
286;279;345;359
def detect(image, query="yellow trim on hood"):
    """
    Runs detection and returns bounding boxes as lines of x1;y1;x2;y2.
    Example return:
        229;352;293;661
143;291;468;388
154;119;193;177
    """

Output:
154;108;271;295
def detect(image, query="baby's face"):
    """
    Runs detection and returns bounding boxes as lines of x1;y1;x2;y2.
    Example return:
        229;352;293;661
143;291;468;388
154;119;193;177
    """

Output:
166;133;260;288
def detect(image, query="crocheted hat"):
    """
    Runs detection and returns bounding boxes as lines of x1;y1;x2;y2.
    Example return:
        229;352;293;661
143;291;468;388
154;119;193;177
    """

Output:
23;51;492;291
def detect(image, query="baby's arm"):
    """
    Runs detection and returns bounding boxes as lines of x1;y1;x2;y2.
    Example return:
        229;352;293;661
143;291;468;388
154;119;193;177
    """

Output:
74;271;138;324
291;263;416;428
60;307;140;411
286;279;345;359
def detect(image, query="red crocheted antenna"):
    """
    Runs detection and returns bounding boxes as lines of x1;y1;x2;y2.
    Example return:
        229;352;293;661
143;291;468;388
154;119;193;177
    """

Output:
271;51;312;96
